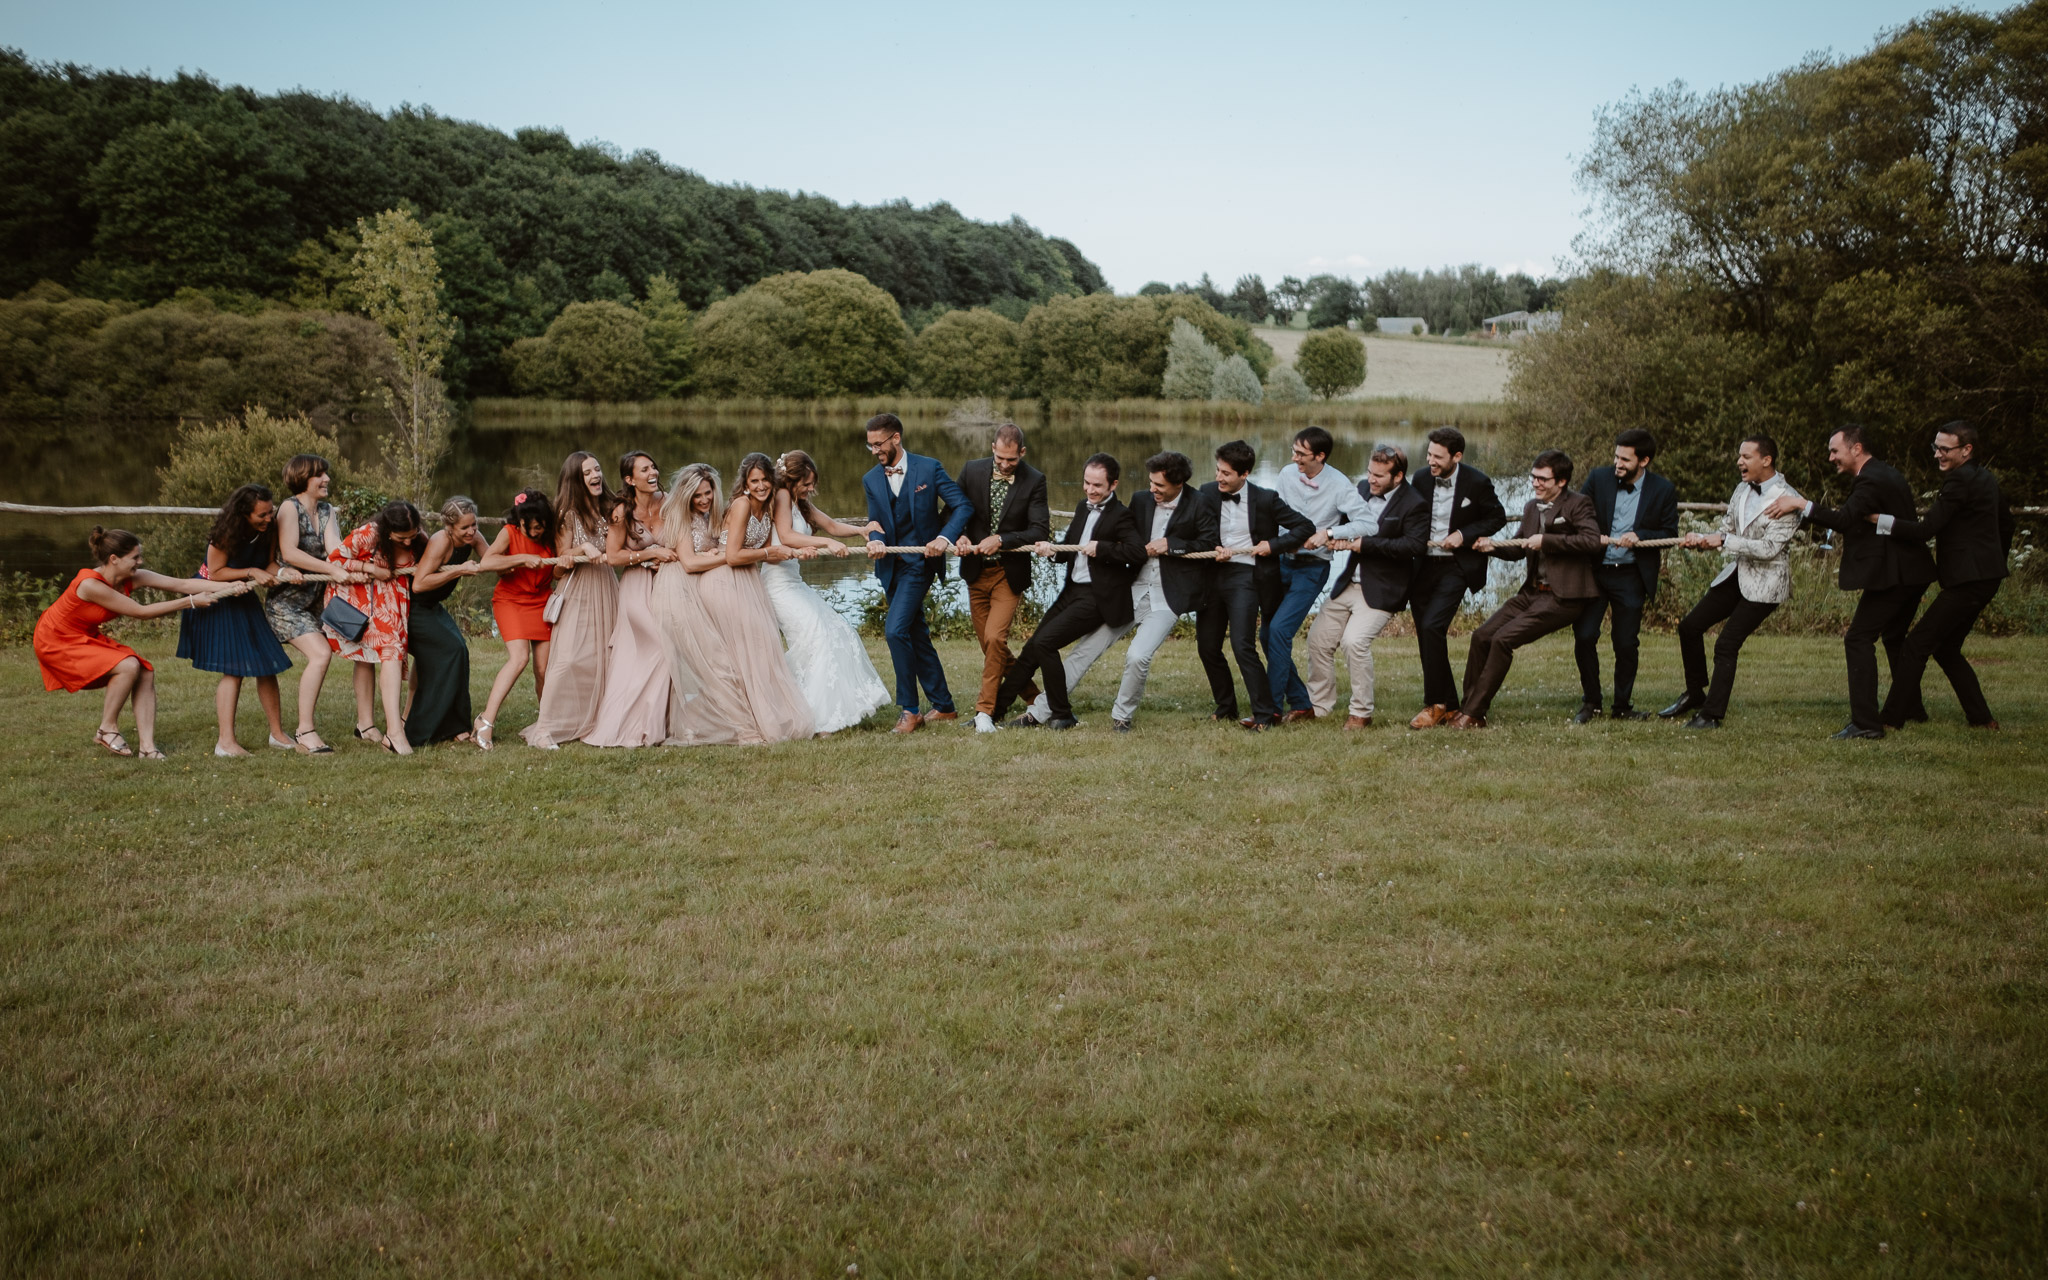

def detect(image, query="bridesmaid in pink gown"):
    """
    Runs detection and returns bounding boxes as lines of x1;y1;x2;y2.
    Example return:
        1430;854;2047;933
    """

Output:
588;451;679;747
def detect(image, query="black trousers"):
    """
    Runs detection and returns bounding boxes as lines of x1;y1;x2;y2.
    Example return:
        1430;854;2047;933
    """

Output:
1843;582;1927;731
1409;557;1470;709
1880;577;2001;727
1677;577;1779;720
1574;563;1648;712
1197;563;1276;721
996;587;1109;721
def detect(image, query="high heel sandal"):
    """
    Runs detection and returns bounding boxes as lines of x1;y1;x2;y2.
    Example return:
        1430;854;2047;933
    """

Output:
294;730;334;755
93;728;132;757
473;718;494;751
353;724;384;746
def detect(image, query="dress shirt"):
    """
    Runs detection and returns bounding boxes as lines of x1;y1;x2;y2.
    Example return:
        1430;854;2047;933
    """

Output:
1133;492;1179;595
1276;463;1373;560
1604;481;1640;565
1427;464;1459;556
886;457;907;497
1218;488;1253;550
1356;489;1388;537
986;471;1012;527
1070;503;1103;584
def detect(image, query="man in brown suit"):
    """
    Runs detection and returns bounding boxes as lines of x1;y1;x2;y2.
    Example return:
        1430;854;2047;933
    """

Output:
1449;450;1606;728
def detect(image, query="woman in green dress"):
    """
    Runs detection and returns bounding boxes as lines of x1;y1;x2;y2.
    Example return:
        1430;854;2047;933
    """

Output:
404;496;490;745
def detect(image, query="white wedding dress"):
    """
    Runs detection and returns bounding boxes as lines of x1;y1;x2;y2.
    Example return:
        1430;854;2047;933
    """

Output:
762;509;892;733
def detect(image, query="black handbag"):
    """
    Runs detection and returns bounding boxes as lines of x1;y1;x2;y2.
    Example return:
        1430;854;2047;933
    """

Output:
321;593;370;642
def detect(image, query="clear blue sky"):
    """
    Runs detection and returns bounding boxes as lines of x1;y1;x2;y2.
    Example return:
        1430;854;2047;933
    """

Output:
2;0;1982;291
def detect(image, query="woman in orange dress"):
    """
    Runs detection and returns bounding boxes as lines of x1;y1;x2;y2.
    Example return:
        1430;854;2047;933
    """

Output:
323;500;426;755
474;488;568;750
34;525;245;759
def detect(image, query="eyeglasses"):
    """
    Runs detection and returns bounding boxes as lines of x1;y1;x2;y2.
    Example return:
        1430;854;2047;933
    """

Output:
1932;443;1963;455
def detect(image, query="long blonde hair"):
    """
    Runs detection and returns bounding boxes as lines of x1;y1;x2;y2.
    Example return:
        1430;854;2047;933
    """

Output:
661;463;722;544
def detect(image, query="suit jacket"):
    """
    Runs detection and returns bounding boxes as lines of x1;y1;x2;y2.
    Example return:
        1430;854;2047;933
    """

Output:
1889;462;2013;587
1049;495;1146;628
1713;477;1803;604
1488;491;1605;600
1327;482;1430;613
1197;480;1316;603
1126;484;1219;615
1801;459;1936;592
954;456;1049;593
1581;468;1679;599
863;453;972;594
1409;464;1508;590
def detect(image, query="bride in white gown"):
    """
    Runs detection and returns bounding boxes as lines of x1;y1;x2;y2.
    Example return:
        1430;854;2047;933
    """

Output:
763;450;892;733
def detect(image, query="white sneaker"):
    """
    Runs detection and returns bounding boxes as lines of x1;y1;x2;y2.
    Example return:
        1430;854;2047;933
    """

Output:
974;712;998;733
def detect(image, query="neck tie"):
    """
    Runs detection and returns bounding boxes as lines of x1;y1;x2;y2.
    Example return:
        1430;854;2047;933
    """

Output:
1220;490;1242;504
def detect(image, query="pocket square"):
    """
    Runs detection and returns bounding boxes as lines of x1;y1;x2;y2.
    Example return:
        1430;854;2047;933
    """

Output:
1460;497;1470;507
916;483;928;492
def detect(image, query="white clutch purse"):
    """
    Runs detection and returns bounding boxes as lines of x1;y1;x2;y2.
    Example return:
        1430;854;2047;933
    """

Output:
542;590;565;624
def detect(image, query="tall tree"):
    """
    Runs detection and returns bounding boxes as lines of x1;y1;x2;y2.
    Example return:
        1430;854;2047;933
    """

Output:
351;207;452;502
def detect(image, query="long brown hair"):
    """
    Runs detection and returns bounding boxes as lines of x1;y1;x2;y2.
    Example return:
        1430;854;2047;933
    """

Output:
774;450;827;528
616;450;659;530
553;450;613;544
207;483;278;558
368;500;425;571
730;452;775;517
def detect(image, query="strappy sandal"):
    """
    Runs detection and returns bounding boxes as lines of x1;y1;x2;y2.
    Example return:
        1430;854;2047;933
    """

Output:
473;718;494;751
354;724;385;746
294;730;334;755
137;748;166;761
93;728;132;757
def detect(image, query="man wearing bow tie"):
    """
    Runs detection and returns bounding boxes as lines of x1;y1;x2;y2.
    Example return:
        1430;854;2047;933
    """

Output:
1659;435;1802;729
992;454;1143;729
1573;429;1679;723
863;413;973;733
1197;439;1316;730
1405;426;1508;728
1451;451;1605;728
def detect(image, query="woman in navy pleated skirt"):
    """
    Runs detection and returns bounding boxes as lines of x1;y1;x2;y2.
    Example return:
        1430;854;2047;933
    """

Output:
177;484;295;756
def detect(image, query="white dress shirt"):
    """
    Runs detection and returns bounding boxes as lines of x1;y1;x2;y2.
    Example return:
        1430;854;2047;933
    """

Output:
1070;503;1102;584
1218;489;1253;551
886;455;907;497
1133;492;1179;598
1427;465;1459;556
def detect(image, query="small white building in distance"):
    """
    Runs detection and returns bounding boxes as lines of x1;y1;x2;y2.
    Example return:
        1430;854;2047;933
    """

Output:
1377;316;1429;335
1481;310;1563;338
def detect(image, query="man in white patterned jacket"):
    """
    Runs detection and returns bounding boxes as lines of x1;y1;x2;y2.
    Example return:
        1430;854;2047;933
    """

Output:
1658;433;1803;729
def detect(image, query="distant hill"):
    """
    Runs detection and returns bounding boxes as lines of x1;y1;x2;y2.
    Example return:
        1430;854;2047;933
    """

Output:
0;50;1106;396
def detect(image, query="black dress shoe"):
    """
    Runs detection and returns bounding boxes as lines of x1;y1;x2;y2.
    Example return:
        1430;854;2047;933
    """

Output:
1112;719;1132;733
1612;708;1651;721
1006;712;1043;729
1682;713;1722;730
1658;694;1704;720
1831;724;1884;740
1045;716;1079;730
1570;704;1602;724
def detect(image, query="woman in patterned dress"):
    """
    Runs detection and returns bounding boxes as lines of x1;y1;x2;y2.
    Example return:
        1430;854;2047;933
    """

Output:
265;454;349;753
323;500;426;755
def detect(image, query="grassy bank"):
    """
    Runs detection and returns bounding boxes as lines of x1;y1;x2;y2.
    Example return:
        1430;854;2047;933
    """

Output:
2;631;2044;1275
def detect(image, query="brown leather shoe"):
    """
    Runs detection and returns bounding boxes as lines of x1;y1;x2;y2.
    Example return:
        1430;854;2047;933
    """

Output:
1409;704;1450;730
924;710;959;723
1343;714;1372;730
1448;711;1487;729
1970;719;2001;731
891;711;924;734
1282;709;1316;724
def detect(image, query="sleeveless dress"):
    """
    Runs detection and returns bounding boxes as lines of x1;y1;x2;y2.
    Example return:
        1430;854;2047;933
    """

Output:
523;513;618;748
323;524;413;664
34;569;149;692
404;542;474;745
491;528;554;642
265;498;336;642
762;507;890;732
658;512;813;746
177;533;292;678
587;508;673;748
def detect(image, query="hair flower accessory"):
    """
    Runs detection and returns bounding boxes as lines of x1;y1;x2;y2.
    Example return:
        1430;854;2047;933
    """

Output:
515;493;528;504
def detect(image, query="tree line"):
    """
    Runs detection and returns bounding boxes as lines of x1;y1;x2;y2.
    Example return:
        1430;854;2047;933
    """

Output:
0;50;1106;400
1139;267;1569;335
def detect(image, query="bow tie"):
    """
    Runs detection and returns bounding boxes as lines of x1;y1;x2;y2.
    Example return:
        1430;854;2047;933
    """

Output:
1747;481;1763;495
885;465;904;477
1219;490;1242;504
1618;482;1635;494
1298;473;1319;491
1086;501;1104;512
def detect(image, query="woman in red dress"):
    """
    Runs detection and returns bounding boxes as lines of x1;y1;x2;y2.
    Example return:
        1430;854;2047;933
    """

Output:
34;526;245;759
323;500;426;755
474;488;568;749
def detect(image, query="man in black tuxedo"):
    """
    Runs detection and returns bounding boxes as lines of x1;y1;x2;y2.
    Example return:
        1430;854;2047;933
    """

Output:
1871;422;2016;730
1574;428;1679;722
1305;443;1430;728
1764;423;1936;738
1196;439;1315;730
1109;451;1219;732
1405;426;1508;728
993;454;1144;729
953;423;1051;733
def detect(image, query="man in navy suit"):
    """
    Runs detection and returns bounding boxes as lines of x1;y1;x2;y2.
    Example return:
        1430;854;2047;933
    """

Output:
1574;428;1679;722
862;413;974;733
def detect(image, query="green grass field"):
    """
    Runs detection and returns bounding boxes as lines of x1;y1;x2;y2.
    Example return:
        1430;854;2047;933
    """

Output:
3;630;2044;1276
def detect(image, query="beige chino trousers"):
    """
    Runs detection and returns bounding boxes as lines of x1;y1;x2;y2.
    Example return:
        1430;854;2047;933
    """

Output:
1304;583;1394;719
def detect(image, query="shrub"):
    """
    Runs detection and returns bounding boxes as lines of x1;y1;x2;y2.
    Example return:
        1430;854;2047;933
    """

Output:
1264;364;1311;405
1021;293;1272;401
1209;353;1263;404
911;308;1023;398
694;269;909;398
1160;318;1220;399
145;406;350;576
1296;326;1367;399
640;273;695;398
509;300;656;401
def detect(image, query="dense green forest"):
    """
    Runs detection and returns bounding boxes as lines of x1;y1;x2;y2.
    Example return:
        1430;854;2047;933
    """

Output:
0;50;1106;399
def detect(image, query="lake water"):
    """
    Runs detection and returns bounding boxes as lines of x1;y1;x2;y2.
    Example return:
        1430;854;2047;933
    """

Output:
0;409;1530;613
